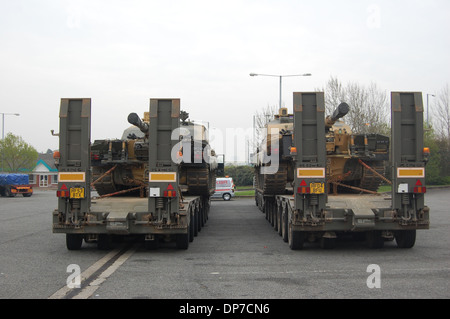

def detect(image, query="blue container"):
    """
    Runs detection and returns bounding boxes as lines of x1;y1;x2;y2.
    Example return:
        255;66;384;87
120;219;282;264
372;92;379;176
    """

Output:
0;174;29;186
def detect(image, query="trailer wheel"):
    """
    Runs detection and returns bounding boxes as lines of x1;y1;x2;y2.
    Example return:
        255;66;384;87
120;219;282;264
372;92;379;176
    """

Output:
5;189;16;197
97;234;113;250
282;207;288;243
176;232;189;250
288;224;305;250
190;212;196;242
66;234;83;250
277;204;282;236
366;231;384;249
145;236;159;250
196;207;202;233
320;237;336;249
395;230;416;249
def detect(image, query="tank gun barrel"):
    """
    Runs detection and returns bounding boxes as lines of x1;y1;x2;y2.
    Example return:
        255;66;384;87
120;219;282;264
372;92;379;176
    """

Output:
325;102;350;127
128;113;149;133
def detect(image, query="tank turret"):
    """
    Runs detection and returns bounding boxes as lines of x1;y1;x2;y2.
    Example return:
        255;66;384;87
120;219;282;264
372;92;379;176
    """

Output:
325;102;350;128
91;109;217;198
128;112;149;134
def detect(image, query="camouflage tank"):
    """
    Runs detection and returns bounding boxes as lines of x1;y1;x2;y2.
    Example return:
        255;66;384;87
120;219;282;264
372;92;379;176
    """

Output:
325;103;389;194
254;107;295;195
91;111;217;197
254;103;389;195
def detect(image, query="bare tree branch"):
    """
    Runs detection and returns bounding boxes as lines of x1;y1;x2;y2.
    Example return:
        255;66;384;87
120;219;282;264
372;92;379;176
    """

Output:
433;84;450;140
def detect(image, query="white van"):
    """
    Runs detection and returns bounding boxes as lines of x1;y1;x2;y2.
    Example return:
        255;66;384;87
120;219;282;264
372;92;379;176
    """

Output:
212;177;235;201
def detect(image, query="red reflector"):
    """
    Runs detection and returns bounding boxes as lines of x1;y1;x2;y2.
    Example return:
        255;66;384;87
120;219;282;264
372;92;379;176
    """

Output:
167;184;174;190
415;180;423;186
300;180;307;186
61;184;68;190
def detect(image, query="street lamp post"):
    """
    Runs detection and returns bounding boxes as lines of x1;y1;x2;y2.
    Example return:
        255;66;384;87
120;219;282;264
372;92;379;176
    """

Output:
250;73;312;110
1;112;20;172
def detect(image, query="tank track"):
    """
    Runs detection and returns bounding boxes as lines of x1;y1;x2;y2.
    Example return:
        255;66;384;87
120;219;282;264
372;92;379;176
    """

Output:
92;167;117;196
358;161;385;192
256;163;288;195
186;165;215;196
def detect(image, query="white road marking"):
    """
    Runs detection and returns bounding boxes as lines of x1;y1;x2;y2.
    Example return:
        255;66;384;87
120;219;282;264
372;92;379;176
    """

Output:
48;246;136;299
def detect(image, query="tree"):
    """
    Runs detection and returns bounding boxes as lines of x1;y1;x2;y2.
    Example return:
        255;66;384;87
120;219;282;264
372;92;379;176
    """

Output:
431;84;450;179
319;76;390;136
253;104;278;145
433;84;450;140
0;133;38;172
224;165;254;186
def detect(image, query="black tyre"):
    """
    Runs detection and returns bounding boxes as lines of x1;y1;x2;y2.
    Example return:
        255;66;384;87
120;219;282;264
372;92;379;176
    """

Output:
97;234;113;250
395;230;416;249
366;231;384;249
282;207;288;243
223;193;231;201
176;232;189;250
320;237;337;249
66;234;83;250
145;236;159;250
190;213;196;242
277;204;282;236
288;224;305;250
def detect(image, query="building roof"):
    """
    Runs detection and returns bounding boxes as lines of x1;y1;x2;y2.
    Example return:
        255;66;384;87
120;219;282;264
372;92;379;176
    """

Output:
33;152;57;173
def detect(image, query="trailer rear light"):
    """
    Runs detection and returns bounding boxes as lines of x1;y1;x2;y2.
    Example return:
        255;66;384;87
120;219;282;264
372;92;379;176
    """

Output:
57;190;70;197
57;184;69;198
297;180;310;194
163;190;177;197
423;147;430;155
290;147;297;155
164;184;177;197
413;180;426;193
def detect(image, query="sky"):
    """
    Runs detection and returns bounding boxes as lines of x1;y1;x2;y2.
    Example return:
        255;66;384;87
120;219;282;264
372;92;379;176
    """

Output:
0;0;449;162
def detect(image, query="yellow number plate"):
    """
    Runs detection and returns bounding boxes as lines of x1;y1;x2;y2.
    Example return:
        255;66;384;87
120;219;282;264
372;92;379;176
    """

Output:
70;187;85;199
310;183;325;194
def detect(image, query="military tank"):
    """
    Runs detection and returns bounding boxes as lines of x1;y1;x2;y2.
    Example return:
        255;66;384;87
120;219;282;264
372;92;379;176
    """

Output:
254;107;295;195
91;111;217;197
254;103;389;195
325;103;389;194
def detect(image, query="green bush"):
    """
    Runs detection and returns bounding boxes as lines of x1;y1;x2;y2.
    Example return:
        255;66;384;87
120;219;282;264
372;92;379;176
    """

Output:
224;165;254;186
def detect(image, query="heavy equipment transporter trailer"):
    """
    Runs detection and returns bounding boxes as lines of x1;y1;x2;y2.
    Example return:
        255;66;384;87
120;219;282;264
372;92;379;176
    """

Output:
256;92;430;249
52;98;210;250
